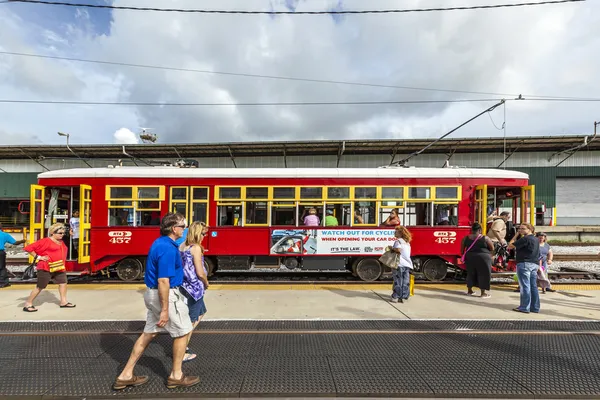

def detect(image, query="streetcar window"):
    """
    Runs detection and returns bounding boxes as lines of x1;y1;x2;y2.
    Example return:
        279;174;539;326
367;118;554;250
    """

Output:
381;187;404;199
408;187;431;199
107;185;164;227
273;187;296;199
327;187;350;199
245;201;268;225
172;202;187;216
354;187;377;199
137;187;160;199
171;187;187;201
405;202;433;226
325;203;351;226
110;187;133;199
109;208;133;226
272;203;296;226
379;206;406;226
435;187;459;200
353;201;376;225
300;187;323;199
299;204;323;226
192;187;208;200
434;204;458;226
218;187;242;200
246;187;269;199
218;204;242;226
191;202;208;224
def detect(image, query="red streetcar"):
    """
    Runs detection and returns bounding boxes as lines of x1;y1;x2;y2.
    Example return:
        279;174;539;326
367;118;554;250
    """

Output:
28;166;535;281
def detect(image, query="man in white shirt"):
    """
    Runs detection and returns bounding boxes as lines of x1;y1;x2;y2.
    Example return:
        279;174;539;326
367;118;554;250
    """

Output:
69;210;80;254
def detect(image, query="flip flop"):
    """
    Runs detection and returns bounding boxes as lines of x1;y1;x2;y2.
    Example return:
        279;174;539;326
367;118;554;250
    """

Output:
183;353;197;363
512;308;529;314
23;305;38;312
59;302;76;308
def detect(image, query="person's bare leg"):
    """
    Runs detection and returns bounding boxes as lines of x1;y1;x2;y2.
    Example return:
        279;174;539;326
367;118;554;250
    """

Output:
117;333;157;380
186;316;204;348
25;287;42;307
170;335;188;380
58;283;68;305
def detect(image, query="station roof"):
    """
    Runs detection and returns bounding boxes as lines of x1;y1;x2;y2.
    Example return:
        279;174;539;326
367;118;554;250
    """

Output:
1;135;597;160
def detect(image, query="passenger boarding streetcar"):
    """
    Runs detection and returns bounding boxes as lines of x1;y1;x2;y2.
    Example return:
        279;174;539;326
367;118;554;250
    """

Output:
29;166;535;281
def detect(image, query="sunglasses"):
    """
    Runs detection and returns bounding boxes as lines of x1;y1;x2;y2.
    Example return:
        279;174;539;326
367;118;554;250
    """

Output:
54;231;65;235
174;224;186;228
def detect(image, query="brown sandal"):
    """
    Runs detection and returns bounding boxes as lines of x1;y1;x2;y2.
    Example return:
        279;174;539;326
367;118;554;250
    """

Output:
166;374;200;389
23;305;38;312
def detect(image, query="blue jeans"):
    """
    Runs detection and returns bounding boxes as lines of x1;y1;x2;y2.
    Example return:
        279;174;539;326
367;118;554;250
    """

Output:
516;262;540;313
392;267;410;300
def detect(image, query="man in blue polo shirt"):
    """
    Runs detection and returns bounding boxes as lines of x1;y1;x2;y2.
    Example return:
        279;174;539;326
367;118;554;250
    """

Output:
114;213;199;390
0;223;26;288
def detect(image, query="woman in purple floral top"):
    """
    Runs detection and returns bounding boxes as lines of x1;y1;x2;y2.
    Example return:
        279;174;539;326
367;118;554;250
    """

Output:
179;221;209;362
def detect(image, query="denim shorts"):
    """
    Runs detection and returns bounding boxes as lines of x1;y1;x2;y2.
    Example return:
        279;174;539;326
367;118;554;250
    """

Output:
186;294;207;323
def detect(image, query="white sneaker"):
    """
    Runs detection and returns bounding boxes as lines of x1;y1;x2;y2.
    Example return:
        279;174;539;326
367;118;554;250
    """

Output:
390;297;399;303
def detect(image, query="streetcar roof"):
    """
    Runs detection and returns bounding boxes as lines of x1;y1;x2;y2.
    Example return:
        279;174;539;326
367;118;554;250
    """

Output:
38;167;529;180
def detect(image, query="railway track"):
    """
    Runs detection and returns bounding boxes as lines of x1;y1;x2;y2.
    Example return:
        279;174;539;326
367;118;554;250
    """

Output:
7;256;600;283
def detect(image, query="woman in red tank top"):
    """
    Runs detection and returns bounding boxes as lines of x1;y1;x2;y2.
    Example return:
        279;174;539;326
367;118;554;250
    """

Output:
22;223;75;312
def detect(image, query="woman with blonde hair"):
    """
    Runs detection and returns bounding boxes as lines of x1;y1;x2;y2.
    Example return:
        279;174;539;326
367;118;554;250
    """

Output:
390;226;413;303
179;221;209;362
22;223;75;312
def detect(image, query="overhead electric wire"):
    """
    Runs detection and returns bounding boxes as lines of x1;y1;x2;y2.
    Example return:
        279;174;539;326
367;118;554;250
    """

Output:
0;51;594;100
0;97;599;106
4;0;586;14
0;99;505;106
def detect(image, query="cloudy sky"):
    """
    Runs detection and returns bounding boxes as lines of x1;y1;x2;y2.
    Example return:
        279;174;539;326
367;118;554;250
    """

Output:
0;0;598;145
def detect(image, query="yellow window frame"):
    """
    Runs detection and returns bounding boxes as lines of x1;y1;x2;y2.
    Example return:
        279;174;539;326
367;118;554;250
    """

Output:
217;202;243;226
299;186;325;201
215;186;244;201
379;186;406;201
432;185;462;202
244;186;271;201
351;201;378;227
169;186;189;219
271;186;299;201
353;185;378;200
407;186;433;201
244;200;270;226
325;186;351;201
190;186;210;223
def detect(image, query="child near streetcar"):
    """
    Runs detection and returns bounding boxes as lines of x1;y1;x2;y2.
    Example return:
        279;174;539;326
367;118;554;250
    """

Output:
390;226;413;303
179;221;210;363
536;232;555;293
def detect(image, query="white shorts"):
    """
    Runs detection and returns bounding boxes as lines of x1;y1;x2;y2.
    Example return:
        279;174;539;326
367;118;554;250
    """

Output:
143;288;193;338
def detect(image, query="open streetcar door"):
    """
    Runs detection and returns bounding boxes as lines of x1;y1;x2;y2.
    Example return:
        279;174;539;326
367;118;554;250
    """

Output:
474;184;488;234
29;185;46;260
78;185;92;264
520;185;535;227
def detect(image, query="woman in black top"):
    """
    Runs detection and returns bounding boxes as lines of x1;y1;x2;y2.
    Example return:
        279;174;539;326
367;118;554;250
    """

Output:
461;223;494;298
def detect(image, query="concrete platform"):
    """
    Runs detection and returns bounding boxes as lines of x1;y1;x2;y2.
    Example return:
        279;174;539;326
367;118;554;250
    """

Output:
1;283;599;321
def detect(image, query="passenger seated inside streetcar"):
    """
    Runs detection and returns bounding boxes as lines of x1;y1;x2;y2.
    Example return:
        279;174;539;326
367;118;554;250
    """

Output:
301;207;320;226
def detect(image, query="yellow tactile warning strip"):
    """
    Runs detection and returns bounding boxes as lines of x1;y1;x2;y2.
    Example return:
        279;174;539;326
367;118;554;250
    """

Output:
5;283;600;291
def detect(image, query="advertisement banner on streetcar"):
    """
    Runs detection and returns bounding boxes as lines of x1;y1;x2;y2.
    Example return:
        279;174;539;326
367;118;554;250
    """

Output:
270;229;396;256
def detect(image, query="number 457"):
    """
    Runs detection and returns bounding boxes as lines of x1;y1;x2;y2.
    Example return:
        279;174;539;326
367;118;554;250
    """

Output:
435;237;456;244
110;237;131;244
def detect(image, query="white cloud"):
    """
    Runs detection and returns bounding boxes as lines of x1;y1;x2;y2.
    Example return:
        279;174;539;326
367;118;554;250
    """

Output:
113;128;139;144
0;0;599;145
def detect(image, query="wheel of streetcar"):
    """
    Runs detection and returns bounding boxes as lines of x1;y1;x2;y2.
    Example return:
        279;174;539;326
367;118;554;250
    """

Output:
355;258;383;282
422;258;448;281
116;258;143;281
204;257;215;277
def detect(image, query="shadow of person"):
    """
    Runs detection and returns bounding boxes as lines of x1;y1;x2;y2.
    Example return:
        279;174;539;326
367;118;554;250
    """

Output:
17;290;61;307
100;332;169;379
